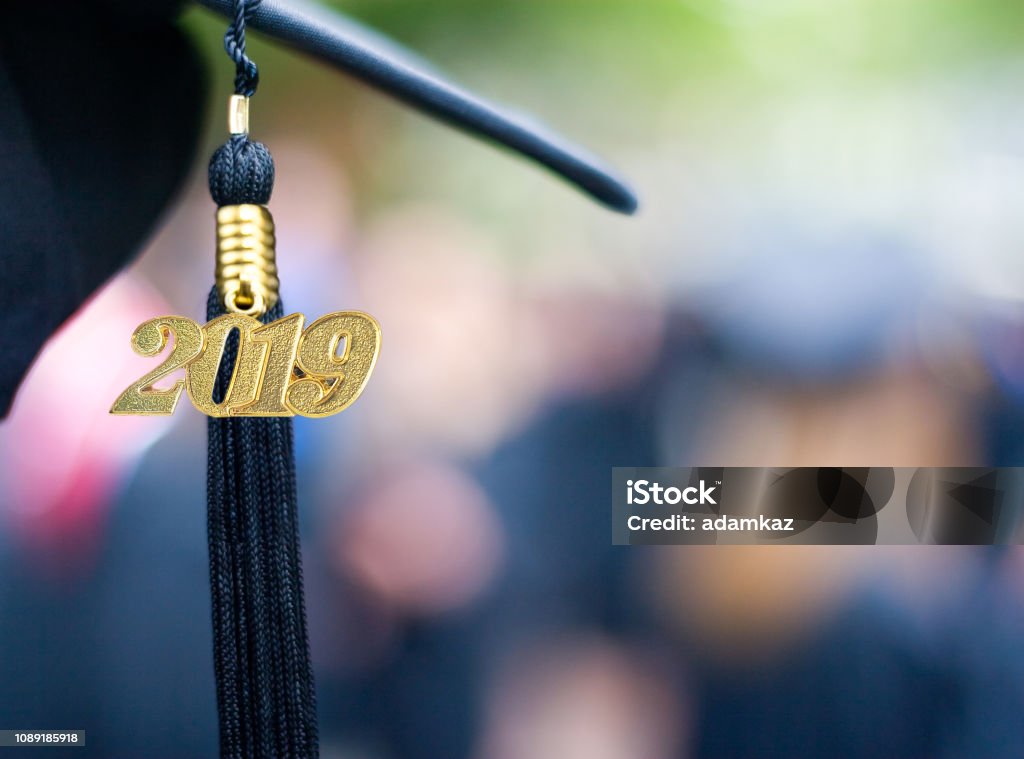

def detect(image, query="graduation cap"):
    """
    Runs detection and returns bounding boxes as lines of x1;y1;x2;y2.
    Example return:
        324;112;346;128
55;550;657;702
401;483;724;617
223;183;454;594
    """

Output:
0;0;637;417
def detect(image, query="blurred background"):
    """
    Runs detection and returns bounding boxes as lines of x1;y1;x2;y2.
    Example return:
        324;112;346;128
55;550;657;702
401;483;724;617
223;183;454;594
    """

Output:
4;0;1024;756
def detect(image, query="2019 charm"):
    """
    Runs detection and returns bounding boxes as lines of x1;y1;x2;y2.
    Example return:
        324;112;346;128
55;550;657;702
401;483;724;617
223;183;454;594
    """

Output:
110;311;381;418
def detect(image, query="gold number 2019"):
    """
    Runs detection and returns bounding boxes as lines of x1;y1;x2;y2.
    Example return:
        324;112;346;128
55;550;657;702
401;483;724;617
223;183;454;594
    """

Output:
110;312;381;418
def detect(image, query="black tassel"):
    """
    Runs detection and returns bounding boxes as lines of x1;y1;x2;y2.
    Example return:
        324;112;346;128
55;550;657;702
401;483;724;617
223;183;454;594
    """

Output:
206;130;319;758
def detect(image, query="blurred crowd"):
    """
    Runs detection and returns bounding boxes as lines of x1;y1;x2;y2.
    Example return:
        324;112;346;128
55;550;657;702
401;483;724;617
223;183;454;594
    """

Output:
5;0;1024;756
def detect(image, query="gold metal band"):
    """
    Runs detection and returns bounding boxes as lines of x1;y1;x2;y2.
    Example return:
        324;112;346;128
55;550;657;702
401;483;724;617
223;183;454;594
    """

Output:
216;204;279;316
228;94;250;135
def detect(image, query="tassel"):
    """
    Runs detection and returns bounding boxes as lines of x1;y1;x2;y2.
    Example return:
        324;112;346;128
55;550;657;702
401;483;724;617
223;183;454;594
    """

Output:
206;129;319;758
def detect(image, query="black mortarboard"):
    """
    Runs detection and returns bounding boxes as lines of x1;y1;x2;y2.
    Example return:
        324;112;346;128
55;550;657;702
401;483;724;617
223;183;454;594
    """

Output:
0;0;637;417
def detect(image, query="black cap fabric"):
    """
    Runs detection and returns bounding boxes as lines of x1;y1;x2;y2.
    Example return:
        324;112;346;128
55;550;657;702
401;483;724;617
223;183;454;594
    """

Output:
0;2;205;415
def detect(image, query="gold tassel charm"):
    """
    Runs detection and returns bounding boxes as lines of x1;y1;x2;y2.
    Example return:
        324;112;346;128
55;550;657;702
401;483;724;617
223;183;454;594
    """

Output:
216;203;279;317
111;92;381;419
